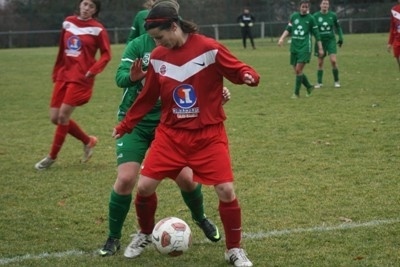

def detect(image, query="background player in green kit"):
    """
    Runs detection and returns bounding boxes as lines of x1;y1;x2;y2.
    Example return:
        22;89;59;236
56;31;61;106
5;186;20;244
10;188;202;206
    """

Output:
278;0;323;99
313;0;344;88
126;0;154;43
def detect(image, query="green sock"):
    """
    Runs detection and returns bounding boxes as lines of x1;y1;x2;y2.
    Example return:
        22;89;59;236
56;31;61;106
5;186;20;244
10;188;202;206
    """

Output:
317;70;323;84
180;184;205;222
295;75;302;95
302;74;312;89
332;68;339;82
108;189;132;239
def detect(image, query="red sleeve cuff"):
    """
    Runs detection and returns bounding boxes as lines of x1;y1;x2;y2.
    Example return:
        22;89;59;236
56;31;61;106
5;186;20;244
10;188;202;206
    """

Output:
114;123;128;137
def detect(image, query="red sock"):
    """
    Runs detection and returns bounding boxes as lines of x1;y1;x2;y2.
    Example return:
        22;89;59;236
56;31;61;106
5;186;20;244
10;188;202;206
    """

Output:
135;193;157;234
68;119;90;145
49;124;69;159
219;198;241;249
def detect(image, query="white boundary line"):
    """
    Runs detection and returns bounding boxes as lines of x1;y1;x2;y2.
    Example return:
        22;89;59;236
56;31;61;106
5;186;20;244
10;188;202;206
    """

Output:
241;218;400;239
0;250;86;265
1;218;399;265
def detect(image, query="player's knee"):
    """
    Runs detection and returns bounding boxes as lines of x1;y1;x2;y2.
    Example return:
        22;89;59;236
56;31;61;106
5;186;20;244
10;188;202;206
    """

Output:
117;172;136;187
137;179;158;196
50;117;58;125
214;183;236;202
137;186;155;197
57;114;69;125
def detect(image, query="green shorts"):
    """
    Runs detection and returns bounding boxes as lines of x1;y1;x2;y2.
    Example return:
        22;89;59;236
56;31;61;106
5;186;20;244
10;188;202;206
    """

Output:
290;51;311;66
115;124;156;165
314;38;337;57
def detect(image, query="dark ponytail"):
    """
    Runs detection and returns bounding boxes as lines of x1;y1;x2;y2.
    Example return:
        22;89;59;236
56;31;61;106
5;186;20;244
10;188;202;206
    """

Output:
145;1;198;33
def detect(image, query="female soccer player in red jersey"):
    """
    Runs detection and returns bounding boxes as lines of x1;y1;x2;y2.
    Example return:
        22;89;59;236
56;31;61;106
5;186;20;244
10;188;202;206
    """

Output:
112;2;259;266
35;0;111;170
388;0;400;71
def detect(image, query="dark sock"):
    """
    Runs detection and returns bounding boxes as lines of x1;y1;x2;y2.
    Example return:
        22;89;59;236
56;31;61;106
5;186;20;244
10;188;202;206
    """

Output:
317;69;323;84
219;198;241;249
295;75;302;95
108;190;132;239
68;119;90;144
49;124;69;159
302;74;312;89
180;184;205;222
333;68;339;82
135;193;157;234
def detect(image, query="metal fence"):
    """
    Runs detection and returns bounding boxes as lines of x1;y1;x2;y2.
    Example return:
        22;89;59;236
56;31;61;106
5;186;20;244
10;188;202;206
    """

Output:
0;17;390;49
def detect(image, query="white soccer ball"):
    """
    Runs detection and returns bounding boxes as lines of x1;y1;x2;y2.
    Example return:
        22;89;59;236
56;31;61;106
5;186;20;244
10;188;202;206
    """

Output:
152;217;192;257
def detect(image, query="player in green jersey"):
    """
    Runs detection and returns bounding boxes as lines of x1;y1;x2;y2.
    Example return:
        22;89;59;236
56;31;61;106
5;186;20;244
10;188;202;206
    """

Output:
313;0;344;88
126;0;154;43
278;0;323;99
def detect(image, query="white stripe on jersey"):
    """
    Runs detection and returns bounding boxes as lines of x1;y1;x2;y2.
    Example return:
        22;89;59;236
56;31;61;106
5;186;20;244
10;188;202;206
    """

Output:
392;9;400;21
63;21;102;36
121;58;134;63
151;49;218;82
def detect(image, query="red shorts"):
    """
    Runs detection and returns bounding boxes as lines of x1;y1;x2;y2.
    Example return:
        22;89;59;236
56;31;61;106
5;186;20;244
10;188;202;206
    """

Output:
50;81;92;108
140;123;234;185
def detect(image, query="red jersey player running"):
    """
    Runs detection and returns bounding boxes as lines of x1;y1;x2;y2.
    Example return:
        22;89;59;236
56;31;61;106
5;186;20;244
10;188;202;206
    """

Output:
112;2;260;266
388;0;400;71
35;0;111;170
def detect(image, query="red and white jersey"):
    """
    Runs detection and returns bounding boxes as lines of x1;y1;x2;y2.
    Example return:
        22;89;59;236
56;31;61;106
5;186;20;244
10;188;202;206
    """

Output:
116;33;260;134
52;16;111;85
388;4;400;45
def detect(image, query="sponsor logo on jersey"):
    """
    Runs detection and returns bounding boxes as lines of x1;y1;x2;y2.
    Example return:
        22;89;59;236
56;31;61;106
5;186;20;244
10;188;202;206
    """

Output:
65;35;82;57
193;61;205;66
294;25;305;36
159;64;167;75
172;84;199;118
142;52;151;66
320;21;331;31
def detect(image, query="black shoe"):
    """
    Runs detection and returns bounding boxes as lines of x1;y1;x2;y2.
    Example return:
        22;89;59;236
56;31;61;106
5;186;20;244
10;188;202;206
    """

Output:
195;218;221;242
99;237;120;256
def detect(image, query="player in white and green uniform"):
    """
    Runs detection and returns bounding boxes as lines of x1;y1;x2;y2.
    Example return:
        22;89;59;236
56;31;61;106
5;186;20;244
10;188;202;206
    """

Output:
313;0;343;88
278;0;323;98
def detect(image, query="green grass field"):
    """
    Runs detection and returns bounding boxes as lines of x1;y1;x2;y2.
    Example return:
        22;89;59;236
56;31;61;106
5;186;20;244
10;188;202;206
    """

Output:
0;33;399;266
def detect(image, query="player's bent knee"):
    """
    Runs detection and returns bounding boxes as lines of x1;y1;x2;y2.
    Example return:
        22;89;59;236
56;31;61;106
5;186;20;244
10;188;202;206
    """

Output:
214;182;236;202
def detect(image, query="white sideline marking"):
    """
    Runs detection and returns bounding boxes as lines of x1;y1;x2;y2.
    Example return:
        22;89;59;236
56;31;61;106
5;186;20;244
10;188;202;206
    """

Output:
1;218;399;265
241;218;400;240
0;250;85;265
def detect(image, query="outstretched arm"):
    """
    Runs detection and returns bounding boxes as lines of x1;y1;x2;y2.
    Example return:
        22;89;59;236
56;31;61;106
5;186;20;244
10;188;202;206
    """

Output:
278;30;289;46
